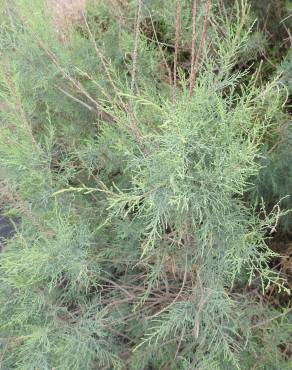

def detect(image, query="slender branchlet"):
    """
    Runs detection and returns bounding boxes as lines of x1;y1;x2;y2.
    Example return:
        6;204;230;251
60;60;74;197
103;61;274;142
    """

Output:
173;0;181;104
189;0;211;97
189;0;198;96
131;0;143;93
148;10;173;87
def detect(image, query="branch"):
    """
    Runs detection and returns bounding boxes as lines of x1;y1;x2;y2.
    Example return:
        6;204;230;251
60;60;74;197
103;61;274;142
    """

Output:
189;0;198;95
189;0;211;97
131;0;143;93
173;0;182;103
148;10;173;86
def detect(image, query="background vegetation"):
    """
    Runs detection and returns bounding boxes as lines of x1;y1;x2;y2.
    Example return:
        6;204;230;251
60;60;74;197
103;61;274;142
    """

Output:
0;0;291;369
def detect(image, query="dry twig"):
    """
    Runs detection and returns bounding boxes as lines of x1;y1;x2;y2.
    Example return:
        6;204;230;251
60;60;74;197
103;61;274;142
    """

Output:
173;0;182;103
189;0;211;97
131;0;143;93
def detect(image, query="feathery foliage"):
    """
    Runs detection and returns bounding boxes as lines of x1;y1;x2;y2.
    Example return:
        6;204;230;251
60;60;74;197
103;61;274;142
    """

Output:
0;0;291;369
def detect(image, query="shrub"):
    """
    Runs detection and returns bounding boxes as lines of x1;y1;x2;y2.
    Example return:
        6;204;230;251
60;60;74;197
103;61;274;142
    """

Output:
0;1;291;369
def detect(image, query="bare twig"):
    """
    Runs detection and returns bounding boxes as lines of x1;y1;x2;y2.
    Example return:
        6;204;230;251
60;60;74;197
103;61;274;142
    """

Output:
189;0;198;95
251;307;292;329
57;86;115;123
82;11;147;153
81;12;126;110
148;10;173;86
101;277;135;299
131;0;143;93
57;86;94;112
193;273;209;338
175;326;185;358
189;0;211;97
1;68;38;149
147;255;188;319
173;0;182;103
28;29;117;123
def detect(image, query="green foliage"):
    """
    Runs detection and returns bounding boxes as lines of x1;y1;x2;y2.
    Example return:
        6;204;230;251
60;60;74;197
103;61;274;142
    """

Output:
0;0;291;369
249;51;292;232
279;49;292;94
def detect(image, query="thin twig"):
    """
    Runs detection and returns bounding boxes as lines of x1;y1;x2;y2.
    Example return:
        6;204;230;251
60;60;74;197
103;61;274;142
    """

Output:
251;307;292;329
82;10;147;154
173;0;182;103
57;86;95;112
175;326;185;359
2;68;38;149
147;10;173;86
193;273;210;338
81;12;126;110
101;277;135;299
57;86;115;123
254;59;263;84
189;0;198;97
189;0;211;97
147;254;188;319
31;32;117;122
131;0;143;93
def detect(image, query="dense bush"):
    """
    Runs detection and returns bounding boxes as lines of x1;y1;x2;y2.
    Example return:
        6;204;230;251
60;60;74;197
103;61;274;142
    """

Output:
0;0;291;369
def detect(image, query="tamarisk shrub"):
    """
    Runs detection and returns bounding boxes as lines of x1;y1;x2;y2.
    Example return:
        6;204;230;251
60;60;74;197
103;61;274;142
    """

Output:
0;0;291;369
